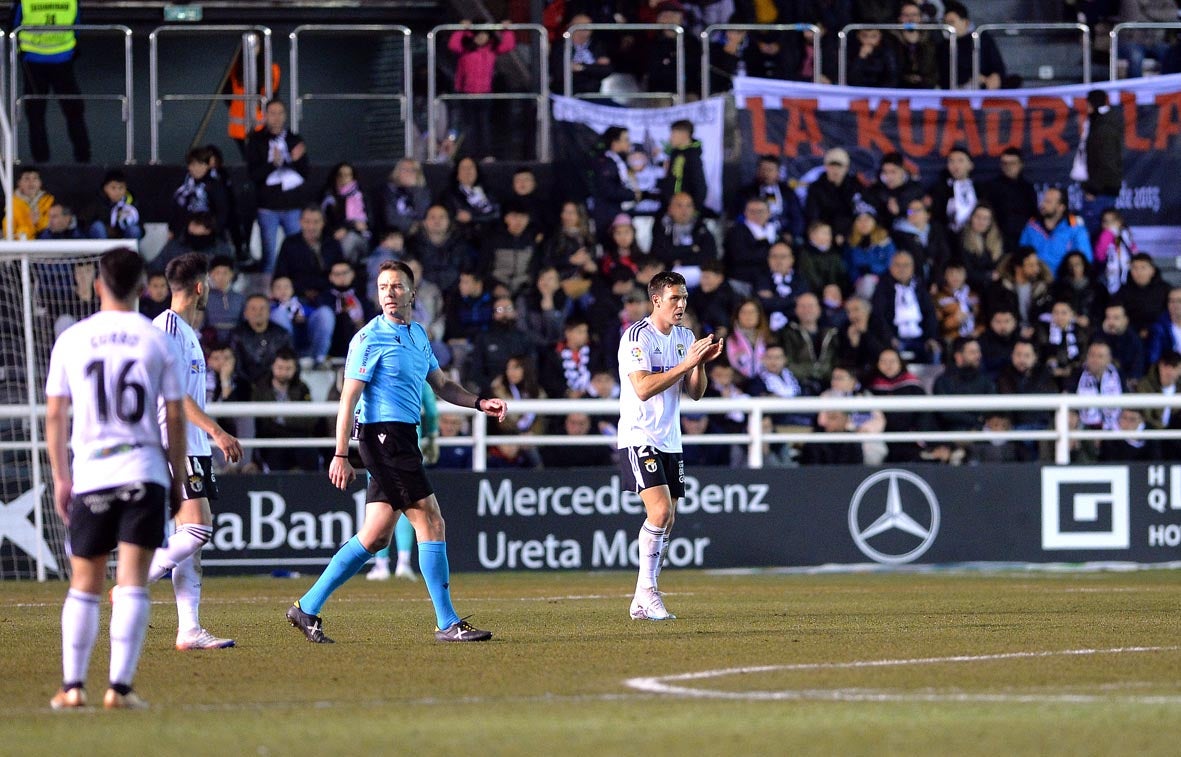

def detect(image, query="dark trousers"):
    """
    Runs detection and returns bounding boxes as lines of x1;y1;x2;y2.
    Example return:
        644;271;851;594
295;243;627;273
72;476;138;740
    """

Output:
455;99;493;159
22;58;90;163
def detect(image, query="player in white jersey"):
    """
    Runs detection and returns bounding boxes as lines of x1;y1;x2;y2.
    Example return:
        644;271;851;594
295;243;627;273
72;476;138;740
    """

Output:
617;271;723;620
148;253;243;650
45;247;189;710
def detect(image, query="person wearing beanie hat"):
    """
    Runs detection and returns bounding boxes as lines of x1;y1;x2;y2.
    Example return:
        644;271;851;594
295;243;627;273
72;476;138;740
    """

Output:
804;146;863;244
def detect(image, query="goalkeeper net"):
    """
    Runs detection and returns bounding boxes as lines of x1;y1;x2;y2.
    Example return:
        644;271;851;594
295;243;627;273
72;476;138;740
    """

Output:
0;240;122;580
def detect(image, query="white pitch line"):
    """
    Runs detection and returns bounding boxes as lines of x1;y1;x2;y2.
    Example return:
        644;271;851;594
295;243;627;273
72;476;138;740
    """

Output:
624;646;1181;704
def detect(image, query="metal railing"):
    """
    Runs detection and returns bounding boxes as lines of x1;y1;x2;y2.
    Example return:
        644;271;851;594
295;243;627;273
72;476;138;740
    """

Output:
149;25;273;164
289;24;413;157
700;24;821;98
427;23;550;161
837;23;956;87
8;25;134;163
1109;22;1181;81
972;22;1091;88
562;22;685;103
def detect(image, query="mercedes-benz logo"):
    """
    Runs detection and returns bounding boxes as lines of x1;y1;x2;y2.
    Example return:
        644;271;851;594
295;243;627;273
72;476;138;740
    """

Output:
848;469;940;564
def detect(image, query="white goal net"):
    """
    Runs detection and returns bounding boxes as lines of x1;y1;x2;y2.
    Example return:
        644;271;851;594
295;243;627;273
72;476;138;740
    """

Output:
0;240;126;580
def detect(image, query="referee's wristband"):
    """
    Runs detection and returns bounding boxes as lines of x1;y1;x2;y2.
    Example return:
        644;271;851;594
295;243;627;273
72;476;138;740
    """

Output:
333;453;349;458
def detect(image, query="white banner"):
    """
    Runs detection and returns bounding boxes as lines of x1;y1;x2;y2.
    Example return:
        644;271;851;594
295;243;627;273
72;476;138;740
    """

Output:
552;95;727;213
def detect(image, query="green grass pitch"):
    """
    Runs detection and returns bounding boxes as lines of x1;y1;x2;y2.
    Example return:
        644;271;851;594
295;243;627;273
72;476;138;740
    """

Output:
2;569;1179;755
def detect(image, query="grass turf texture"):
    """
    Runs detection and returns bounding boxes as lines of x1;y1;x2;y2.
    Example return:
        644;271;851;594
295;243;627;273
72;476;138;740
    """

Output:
2;570;1179;755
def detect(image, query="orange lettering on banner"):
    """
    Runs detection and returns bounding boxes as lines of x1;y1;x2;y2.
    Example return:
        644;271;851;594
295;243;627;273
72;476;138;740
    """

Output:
938;100;984;156
851;99;895;154
1153;92;1181;151
896;101;937;157
1122;91;1151;151
1027;96;1070;155
981;98;1024;157
745;98;781;157
783;98;823;158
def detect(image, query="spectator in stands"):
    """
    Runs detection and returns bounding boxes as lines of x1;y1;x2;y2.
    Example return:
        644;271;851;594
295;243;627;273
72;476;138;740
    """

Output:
746;342;804;415
590;126;640;241
232;293;293;384
1099;407;1161;461
650;191;718;278
518;265;573;349
725;196;781;288
938;1;1007;89
805;146;862;244
704;357;751;434
5;167;52;240
970;412;1020;463
800;409;864;465
441;156;502;242
205;341;250;435
659;120;707;213
865;152;924;231
50;260;98;336
1093;208;1137;297
846;204;897;298
541;201;599;292
541;412;612;468
1019;186;1092;275
928;335;995;461
756;241;809;331
1147;285;1181;364
867;347;928;462
726;297;774;385
982;246;1052;336
408;204;472;294
268;275;328;367
890;1;939;89
319;162;371;265
432;413;473;469
507;168;553;241
834;293;891;378
1072;340;1124;427
37;203;83;240
204;144;250;264
984;148;1038;253
170;146;229;241
823;364;889;465
1115;1;1176;76
680;413;732;467
540;317;604;398
690;260;741;337
246;99;309;275
1077;89;1124;239
491;352;547;437
933;260;979;345
996;337;1058;461
977;308;1020;380
468;297;536;394
646;1;702;96
252;347;322;472
320;260;372;360
1135;351;1181;456
366;230;408;299
555;14;613;95
274;204;342;304
374;158;430;238
600;214;643;278
892;197;951;286
598;282;651;372
205;256;245;344
1039;300;1090;390
139;272;170;321
448;19;516;160
799;220;848;297
1122;254;1171;348
871;250;940;363
712;29;800;92
929;145;980;235
480;202;539;297
151;212;231;275
1051;251;1099;331
776;291;839;398
12;0;89;162
402;257;446;357
846;27;899;87
443;269;495;356
1095;300;1146;384
739;155;805;244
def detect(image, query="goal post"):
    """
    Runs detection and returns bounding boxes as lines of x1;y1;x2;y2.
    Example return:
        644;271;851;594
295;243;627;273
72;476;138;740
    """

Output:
0;240;134;580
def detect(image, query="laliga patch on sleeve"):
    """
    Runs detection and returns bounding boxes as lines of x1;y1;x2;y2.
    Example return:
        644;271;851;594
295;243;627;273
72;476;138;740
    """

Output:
630;346;644;363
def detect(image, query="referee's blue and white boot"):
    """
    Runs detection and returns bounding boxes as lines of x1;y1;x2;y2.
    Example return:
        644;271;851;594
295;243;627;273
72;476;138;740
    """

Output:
630;588;675;621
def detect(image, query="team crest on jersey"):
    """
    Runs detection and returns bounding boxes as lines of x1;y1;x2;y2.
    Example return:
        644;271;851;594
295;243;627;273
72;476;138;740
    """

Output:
643;457;658;473
630;346;643;362
676;343;686;358
190;359;203;374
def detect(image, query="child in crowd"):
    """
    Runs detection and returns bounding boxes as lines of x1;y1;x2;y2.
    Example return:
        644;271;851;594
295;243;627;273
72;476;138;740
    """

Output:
6;167;54;239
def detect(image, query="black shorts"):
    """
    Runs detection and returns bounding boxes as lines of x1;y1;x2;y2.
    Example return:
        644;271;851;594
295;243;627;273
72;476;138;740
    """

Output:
68;483;167;558
175;455;219;502
619;446;685;498
358;421;433;510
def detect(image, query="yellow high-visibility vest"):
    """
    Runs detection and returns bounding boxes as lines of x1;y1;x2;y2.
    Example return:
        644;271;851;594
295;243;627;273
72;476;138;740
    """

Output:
17;0;78;57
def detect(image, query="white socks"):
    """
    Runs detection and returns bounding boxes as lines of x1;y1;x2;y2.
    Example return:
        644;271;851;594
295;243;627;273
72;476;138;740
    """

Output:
61;589;100;686
395;550;412;572
172;553;203;636
109;586;150;688
636;522;666;591
149;523;212;582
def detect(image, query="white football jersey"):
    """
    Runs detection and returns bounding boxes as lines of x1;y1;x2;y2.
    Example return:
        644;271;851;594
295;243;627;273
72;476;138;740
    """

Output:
153;309;211;456
45;310;184;494
616;318;696;452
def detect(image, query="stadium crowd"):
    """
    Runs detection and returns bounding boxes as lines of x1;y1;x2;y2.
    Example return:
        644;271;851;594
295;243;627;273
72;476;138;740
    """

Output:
8;0;1181;473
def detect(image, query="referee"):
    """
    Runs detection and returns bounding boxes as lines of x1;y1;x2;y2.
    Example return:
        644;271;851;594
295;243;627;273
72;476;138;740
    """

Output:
286;260;506;643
